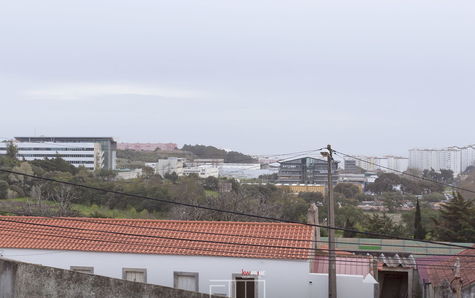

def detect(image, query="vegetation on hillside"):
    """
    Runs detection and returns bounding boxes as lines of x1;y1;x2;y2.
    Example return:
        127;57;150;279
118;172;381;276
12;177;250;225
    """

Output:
181;144;257;163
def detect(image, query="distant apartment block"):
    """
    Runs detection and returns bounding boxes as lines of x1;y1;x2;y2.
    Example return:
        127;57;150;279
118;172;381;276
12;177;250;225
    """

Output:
409;145;475;175
348;155;408;173
0;141;104;170
14;137;117;170
343;159;362;174
277;157;338;185
117;143;177;151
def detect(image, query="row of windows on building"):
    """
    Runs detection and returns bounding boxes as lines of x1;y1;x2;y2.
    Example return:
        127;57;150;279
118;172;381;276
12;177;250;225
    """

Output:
72;267;259;297
16;147;95;151
19;154;95;158
69;160;95;164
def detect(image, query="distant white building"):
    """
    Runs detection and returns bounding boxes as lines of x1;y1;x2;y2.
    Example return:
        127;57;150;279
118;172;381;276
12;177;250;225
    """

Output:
183;165;219;178
460;145;475;172
14;137;117;170
408;146;475;175
189;159;225;167
348;156;408;173
0;141;104;170
116;168;143;180
156;157;185;177
218;163;278;179
144;162;157;169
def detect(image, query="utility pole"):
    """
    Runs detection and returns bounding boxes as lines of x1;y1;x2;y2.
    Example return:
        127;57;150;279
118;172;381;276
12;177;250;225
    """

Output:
453;257;462;298
322;144;337;298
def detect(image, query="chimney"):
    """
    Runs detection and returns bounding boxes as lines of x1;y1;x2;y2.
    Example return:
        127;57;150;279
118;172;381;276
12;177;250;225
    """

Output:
307;203;320;249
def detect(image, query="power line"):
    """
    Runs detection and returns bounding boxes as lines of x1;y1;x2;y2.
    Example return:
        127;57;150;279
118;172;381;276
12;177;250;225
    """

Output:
333;150;475;195
0;209;468;251
1;224;475;269
0;215;474;259
0;167;473;250
254;148;326;159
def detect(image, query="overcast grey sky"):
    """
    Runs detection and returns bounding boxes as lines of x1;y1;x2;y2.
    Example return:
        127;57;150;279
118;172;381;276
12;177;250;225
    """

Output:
1;0;474;156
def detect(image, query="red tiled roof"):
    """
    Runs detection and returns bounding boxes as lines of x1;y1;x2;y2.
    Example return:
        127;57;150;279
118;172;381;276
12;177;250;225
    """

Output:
312;255;372;276
0;216;314;260
418;245;475;288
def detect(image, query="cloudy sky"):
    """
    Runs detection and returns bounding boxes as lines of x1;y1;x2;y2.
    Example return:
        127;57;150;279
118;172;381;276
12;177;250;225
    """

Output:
1;0;474;156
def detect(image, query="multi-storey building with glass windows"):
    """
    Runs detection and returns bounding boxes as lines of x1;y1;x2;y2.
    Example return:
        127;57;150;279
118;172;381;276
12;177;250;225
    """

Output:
0;141;104;170
13;137;116;170
277;156;338;185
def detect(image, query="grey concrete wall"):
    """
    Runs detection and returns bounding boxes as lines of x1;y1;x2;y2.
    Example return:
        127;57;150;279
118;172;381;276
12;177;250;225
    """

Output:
0;258;220;298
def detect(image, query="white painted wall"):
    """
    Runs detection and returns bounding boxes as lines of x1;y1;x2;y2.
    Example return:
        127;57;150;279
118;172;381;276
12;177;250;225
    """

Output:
0;248;374;298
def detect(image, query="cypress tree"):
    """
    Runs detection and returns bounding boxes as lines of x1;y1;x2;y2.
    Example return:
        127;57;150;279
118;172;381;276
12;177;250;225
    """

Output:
343;218;356;237
414;199;425;240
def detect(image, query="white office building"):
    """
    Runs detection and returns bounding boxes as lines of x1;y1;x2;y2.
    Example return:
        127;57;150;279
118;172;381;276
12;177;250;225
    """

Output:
0;141;104;170
14;137;117;170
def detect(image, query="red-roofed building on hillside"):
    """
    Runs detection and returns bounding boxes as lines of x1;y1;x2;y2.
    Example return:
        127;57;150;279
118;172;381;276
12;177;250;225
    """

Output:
0;215;377;298
118;143;178;151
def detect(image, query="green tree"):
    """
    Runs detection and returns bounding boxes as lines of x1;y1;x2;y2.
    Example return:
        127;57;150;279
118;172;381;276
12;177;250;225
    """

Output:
31;156;78;174
6;141;18;159
343;218;357;237
164;172;179;183
298;192;324;204
334;183;360;199
365;173;401;194
414;199;426;240
364;213;406;238
0;180;8;198
435;192;475;242
203;176;219;191
381;192;404;212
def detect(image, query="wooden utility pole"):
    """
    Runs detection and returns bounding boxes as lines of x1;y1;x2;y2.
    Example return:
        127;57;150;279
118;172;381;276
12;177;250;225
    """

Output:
322;145;337;298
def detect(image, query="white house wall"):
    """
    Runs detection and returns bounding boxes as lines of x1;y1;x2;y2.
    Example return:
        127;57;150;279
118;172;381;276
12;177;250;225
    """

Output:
0;248;374;298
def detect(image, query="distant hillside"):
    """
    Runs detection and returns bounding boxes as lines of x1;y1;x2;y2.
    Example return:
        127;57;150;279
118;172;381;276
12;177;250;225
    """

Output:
181;144;257;163
116;149;195;168
116;144;257;166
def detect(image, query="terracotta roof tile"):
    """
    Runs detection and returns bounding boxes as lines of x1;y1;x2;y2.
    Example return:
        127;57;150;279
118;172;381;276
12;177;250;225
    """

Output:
0;216;314;260
417;245;475;288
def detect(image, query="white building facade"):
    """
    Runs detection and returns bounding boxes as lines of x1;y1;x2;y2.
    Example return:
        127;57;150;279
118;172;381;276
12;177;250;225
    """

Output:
0;249;374;298
0;141;104;170
0;216;375;298
408;146;475;175
14;137;117;170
